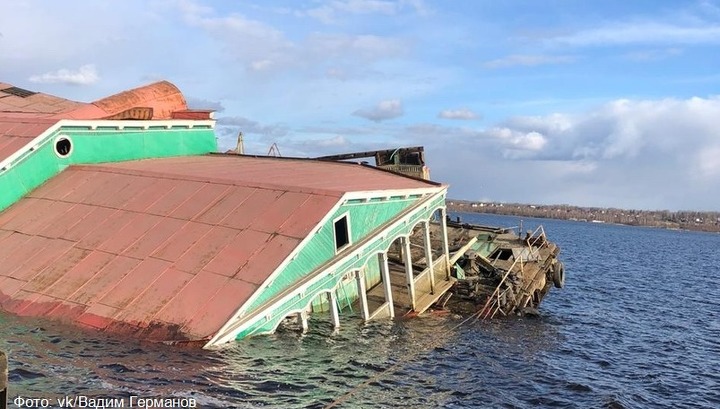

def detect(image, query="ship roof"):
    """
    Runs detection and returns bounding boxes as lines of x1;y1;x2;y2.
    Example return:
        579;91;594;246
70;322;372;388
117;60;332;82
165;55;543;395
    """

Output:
0;80;193;163
0;154;442;343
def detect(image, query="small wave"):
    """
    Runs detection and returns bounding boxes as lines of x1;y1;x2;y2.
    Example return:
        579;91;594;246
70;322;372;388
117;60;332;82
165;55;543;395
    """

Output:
9;367;46;381
565;382;593;393
98;363;134;373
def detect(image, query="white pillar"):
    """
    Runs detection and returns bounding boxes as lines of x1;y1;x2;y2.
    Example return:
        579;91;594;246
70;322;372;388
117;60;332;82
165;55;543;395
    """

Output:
355;270;370;321
328;291;340;329
440;208;451;280
298;311;308;333
423;220;435;294
402;236;416;311
379;252;395;318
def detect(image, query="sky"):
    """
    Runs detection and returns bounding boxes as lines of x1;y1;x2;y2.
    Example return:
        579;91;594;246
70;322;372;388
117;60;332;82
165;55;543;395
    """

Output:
2;0;720;211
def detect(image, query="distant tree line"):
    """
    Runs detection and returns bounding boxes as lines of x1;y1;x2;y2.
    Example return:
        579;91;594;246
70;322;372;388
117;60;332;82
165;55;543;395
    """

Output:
447;200;720;233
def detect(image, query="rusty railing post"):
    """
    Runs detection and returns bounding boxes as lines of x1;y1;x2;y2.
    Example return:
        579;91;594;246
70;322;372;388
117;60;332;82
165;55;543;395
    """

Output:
1;350;7;409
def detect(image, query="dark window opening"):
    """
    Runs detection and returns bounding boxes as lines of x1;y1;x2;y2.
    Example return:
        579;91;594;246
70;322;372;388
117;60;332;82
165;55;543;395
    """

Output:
55;138;72;157
491;248;513;261
334;216;350;250
1;86;37;98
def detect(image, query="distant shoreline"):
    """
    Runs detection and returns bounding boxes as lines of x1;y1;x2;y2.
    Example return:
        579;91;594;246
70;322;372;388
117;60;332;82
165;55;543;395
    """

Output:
447;200;720;233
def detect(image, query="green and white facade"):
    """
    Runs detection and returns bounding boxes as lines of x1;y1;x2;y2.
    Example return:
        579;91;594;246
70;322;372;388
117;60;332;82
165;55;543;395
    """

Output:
208;187;451;347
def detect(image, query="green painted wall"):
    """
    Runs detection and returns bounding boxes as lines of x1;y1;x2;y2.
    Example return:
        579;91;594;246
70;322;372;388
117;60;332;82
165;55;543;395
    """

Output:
244;196;419;314
310;254;381;313
234;192;447;340
0;124;217;212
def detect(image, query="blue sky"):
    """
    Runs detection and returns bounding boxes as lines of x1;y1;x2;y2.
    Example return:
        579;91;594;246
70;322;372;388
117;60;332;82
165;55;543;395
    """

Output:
2;0;720;210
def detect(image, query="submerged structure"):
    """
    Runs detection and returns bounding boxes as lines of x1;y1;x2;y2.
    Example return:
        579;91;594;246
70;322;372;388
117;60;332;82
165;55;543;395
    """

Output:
0;81;562;348
317;148;565;319
0;81;469;348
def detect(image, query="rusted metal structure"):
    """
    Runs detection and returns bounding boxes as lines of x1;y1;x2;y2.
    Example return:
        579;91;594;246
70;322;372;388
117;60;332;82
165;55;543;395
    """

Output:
319;149;565;318
316;147;430;180
437;219;562;317
365;211;563;318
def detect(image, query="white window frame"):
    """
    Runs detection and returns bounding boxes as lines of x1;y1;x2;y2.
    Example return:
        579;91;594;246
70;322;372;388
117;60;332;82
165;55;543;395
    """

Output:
53;135;74;158
332;212;352;253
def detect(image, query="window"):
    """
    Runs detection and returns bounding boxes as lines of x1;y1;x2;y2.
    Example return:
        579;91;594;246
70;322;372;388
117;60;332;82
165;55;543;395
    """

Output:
334;215;350;251
54;136;73;158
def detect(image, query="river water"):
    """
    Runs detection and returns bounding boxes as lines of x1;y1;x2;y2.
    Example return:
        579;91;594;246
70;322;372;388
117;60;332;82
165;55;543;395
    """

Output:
2;212;719;408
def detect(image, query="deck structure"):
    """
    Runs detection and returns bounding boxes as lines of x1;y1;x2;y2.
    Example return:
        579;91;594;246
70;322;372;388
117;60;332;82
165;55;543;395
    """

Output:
0;81;455;348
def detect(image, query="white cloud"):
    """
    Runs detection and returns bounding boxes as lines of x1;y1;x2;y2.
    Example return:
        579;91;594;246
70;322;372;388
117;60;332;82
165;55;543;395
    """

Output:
301;135;350;148
171;0;408;75
186;97;225;112
332;0;398;14
388;96;720;209
548;22;720;47
438;108;480;120
486;128;548;154
176;3;292;72
217;116;288;138
306;33;408;62
623;47;683;62
28;64;99;85
696;146;720;177
483;54;576;69
302;0;429;24
0;1;165;83
353;99;404;122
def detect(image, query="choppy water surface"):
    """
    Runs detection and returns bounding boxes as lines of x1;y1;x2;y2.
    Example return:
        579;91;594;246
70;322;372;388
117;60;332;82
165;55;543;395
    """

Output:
2;213;720;408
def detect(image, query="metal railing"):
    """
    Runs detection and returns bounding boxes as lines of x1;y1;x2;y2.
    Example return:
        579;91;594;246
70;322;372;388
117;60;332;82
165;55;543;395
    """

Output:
377;164;428;179
377;164;423;173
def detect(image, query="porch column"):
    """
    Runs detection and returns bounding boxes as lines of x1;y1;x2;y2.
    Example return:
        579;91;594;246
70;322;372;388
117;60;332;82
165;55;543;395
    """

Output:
401;236;416;311
328;291;340;329
298;311;309;333
440;207;451;280
423;220;435;294
355;270;370;321
379;252;395;318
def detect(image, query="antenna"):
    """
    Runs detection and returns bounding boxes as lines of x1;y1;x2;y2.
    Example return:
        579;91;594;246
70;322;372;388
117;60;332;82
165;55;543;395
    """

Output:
267;142;282;157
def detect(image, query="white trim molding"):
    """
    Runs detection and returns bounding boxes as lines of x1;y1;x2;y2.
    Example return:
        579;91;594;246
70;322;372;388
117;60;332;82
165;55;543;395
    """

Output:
0;118;216;174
